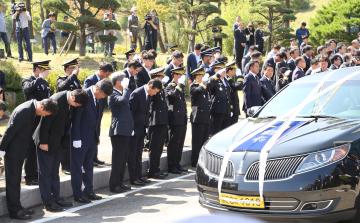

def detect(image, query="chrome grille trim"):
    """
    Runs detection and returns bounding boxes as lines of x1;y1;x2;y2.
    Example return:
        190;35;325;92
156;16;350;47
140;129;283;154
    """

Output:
204;151;235;179
245;156;305;182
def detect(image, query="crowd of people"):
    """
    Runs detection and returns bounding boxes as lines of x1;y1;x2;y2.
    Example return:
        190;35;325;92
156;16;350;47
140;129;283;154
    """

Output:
0;4;360;220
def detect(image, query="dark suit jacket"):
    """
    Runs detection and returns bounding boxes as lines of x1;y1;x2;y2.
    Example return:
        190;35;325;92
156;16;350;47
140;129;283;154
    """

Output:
303;55;311;72
71;88;101;149
165;82;187;126
0;100;37;153
234;29;246;50
123;69;137;91
57;74;81;92
149;89;168;126
135;66;150;88
129;86;150;135
83;74;99;89
190;83;211;124
164;63;175;86
292;67;305;81
287;58;296;72
108;88;134;137
242;55;251;72
254;29;264;53
186;53;198;79
243;73;262;111
228;77;243;116
260;77;276;103
33;91;71;153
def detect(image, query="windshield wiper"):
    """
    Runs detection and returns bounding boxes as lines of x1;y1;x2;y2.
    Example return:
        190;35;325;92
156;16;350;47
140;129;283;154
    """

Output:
257;116;277;119
297;115;340;119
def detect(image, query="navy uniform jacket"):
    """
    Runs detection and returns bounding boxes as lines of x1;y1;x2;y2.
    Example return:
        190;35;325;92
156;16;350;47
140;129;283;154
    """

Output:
228;77;243;116
22;76;51;101
287;58;296;72
186;53;198;79
108;88;134;137
190;82;211;124
292;67;305;81
0;100;37;153
33;91;71;154
123;69;137;91
207;75;231;115
164;63;175;86
243;73;262;112
135;66;150;88
148;89;168;126
71;88;101;149
129;86;150;135
260;76;276;102
165;82;187;126
56;74;81;92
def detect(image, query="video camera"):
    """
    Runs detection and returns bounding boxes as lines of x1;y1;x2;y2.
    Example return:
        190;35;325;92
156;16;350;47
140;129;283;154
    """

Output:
10;2;26;15
145;14;152;21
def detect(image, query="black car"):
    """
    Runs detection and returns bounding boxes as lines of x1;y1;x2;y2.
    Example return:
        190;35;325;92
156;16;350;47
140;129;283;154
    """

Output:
196;67;360;222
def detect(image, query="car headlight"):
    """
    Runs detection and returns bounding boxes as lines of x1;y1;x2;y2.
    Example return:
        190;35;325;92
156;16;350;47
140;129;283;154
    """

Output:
198;146;206;168
295;144;350;174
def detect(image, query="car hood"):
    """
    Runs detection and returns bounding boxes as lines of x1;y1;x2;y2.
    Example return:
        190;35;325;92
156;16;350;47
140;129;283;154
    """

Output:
205;117;360;159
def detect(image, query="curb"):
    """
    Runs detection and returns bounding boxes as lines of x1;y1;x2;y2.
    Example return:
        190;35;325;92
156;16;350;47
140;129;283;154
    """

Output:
0;147;193;217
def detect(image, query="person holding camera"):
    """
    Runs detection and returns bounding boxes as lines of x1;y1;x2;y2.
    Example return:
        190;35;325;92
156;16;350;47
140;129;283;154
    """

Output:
41;12;57;55
0;2;12;58
143;13;158;51
12;3;32;62
104;12;117;57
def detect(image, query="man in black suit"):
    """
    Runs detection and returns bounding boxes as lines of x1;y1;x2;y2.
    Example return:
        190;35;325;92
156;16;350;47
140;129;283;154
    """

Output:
226;61;243;124
0;99;58;220
71;80;113;203
287;48;299;73
243;51;262;76
234;22;247;69
135;52;154;87
164;50;184;85
108;72;133;193
123;60;143;91
243;60;263;116
165;67;188;174
123;49;136;69
83;63;114;166
129;79;162;185
207;62;231;135
22;60;52;185
147;68;169;179
56;58;82;174
302;45;313;73
241;45;255;72
329;54;342;70
34;89;88;212
292;57;306;81
186;43;202;80
190;67;211;167
260;65;276;103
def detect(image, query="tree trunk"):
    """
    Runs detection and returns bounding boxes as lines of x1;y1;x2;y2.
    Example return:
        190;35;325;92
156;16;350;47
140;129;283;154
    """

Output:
79;24;86;56
188;14;197;53
158;31;166;53
25;0;34;38
11;0;16;40
267;8;273;53
161;22;168;46
39;0;45;22
284;0;290;28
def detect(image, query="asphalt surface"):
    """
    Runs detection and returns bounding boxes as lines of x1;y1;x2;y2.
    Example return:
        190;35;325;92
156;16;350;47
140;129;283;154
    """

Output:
0;170;332;223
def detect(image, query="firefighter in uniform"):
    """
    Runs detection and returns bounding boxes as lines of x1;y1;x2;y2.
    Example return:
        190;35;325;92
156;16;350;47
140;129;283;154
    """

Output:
56;58;82;174
21;60;52;185
190;67;211;167
165;67;188;174
226;61;244;124
147;68;169;179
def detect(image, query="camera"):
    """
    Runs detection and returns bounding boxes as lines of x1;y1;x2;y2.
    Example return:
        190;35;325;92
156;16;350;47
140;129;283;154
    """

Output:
145;15;152;21
11;2;26;15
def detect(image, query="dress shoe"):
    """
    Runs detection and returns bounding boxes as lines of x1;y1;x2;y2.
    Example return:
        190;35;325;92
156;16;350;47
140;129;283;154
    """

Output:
94;159;105;165
110;186;128;193
23;208;34;215
9;209;31;220
74;196;91;204
168;167;182;174
45;202;64;212
25;179;39;186
56;198;73;207
177;166;189;173
85;192;103;200
139;177;151;184
131;179;145;186
120;184;131;191
148;171;168;179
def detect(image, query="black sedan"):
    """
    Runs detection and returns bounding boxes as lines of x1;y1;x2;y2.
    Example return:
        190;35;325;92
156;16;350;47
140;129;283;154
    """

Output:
196;67;360;222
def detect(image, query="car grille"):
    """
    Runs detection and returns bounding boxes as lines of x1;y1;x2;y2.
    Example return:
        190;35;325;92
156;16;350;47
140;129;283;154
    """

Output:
245;156;304;181
204;151;234;179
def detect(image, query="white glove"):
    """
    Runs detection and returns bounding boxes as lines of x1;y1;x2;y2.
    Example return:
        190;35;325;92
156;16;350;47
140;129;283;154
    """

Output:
39;72;49;79
178;75;186;85
73;140;82;148
236;68;242;77
121;78;130;89
131;130;135;136
202;73;210;83
161;76;170;84
0;151;5;157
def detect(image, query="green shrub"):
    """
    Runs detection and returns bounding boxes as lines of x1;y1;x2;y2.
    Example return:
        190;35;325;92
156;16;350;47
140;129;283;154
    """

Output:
46;68;93;92
0;61;23;92
292;0;311;11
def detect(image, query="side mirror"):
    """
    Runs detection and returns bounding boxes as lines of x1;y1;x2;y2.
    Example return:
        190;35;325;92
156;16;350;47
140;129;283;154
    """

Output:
247;106;261;117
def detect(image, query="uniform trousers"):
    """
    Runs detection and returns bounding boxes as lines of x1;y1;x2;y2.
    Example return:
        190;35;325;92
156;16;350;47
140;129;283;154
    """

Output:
167;125;187;170
148;125;168;175
128;128;145;182
191;123;210;167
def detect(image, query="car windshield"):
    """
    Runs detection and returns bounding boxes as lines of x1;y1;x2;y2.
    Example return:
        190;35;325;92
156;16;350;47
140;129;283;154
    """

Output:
258;81;360;119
